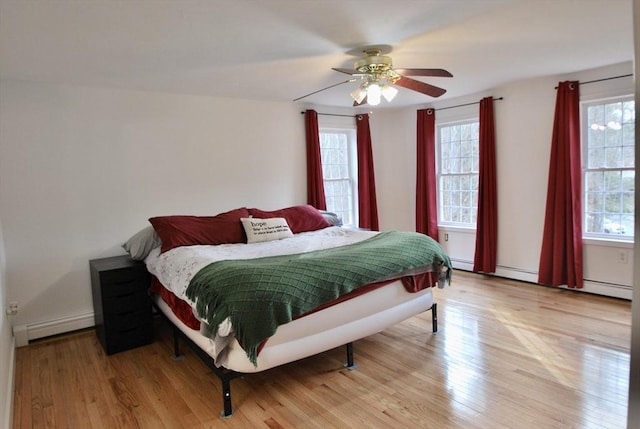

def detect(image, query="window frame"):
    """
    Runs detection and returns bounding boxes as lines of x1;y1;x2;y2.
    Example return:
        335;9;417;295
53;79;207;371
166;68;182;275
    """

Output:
318;125;358;227
581;95;635;242
436;118;480;229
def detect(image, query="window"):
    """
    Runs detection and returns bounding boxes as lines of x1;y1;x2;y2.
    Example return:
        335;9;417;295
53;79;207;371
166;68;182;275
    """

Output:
583;96;635;239
437;120;480;226
319;128;357;226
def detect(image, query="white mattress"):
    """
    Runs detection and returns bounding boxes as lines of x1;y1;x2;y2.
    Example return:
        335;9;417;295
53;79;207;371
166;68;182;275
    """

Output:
153;280;433;373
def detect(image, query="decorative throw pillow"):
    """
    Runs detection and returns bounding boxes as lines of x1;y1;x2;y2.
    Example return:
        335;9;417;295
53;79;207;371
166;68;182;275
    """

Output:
149;207;249;253
241;217;294;243
122;226;162;260
248;205;331;234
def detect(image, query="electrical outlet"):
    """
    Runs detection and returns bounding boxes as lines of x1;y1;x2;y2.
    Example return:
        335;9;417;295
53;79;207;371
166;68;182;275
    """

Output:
6;302;18;316
617;250;629;264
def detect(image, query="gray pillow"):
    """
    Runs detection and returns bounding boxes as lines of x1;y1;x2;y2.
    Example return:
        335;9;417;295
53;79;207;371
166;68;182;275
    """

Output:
320;210;343;226
122;226;162;260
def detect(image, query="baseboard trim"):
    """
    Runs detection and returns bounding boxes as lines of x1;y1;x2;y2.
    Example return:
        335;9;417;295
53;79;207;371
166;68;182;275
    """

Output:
450;258;473;272
5;335;15;429
13;312;94;347
580;280;632;300
451;260;632;300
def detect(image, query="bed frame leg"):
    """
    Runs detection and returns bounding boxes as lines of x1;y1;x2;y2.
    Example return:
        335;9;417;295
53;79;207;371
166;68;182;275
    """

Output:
220;377;233;418
431;302;438;333
172;326;184;361
344;342;358;370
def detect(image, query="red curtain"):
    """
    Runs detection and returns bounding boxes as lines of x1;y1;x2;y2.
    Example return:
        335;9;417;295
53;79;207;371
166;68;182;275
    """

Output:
538;81;583;288
473;97;498;273
416;108;439;241
356;114;379;231
305;109;327;210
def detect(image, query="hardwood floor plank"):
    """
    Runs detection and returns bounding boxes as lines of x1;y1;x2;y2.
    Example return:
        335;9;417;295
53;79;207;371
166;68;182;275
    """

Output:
12;270;631;428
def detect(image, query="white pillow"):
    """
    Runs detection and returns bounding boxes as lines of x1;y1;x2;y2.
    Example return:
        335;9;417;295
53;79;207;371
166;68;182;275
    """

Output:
241;217;294;243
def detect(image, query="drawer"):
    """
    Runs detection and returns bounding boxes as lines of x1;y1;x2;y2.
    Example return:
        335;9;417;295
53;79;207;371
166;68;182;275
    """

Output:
100;267;148;288
105;322;153;355
103;291;150;314
104;307;151;330
100;277;149;299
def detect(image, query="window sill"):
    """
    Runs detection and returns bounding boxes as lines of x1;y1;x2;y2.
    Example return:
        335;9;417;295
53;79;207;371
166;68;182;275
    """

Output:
583;237;634;248
438;225;476;234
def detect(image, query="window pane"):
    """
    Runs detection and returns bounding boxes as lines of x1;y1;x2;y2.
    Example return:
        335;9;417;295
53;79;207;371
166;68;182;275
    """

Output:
622;170;635;192
604;171;621;191
585;171;604;192
605;147;622;168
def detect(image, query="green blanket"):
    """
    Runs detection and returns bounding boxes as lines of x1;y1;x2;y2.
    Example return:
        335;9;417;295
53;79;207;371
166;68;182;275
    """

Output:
185;231;452;366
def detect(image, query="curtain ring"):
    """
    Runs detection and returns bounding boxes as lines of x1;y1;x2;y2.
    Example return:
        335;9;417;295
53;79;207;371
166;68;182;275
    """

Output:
427;109;434;115
569;82;576;90
357;115;363;120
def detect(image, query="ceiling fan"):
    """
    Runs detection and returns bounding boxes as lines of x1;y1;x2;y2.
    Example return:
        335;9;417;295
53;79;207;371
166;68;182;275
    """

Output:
294;46;453;106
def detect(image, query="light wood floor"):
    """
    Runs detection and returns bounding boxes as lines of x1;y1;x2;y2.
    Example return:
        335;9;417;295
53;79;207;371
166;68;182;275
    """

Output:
12;271;631;429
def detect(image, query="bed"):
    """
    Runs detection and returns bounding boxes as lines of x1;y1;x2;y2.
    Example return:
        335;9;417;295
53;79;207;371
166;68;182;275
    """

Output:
123;205;452;418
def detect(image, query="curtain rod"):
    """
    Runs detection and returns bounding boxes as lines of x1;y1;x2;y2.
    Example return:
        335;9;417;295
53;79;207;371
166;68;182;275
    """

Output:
555;73;633;89
300;95;506;116
582;73;633;85
434;96;504;112
300;111;355;118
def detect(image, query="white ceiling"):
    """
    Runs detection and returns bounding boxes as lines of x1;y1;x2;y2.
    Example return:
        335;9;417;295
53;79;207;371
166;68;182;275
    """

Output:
0;0;634;108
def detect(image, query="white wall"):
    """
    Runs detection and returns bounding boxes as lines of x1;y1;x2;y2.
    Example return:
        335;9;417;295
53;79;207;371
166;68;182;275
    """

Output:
0;81;305;342
369;108;417;232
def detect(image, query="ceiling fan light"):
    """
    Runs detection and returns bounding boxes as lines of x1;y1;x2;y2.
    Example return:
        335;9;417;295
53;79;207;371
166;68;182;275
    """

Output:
367;83;382;106
350;85;367;104
381;84;398;102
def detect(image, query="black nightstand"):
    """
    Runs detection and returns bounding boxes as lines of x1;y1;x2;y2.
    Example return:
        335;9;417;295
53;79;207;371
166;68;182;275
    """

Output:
90;255;153;355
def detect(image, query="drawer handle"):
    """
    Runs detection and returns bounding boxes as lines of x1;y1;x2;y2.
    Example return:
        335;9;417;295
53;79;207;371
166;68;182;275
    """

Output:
117;310;135;316
119;327;137;334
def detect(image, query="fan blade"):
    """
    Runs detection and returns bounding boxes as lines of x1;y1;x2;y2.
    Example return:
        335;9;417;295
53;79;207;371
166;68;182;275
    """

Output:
394;76;447;98
332;67;367;77
353;95;368;107
394;68;453;78
293;79;357;102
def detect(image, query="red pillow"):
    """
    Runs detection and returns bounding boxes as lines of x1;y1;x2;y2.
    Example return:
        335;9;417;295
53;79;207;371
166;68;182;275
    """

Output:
248;205;331;234
149;207;249;253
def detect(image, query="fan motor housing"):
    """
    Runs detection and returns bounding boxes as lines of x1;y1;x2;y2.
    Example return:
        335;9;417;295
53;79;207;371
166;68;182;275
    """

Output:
354;52;393;74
